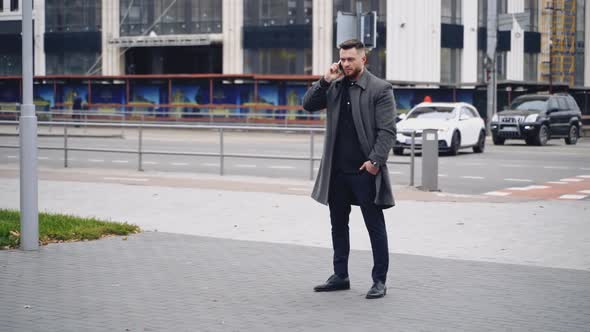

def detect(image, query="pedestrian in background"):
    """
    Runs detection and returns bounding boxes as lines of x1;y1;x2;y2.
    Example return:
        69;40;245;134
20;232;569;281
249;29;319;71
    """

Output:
72;91;83;127
303;39;397;299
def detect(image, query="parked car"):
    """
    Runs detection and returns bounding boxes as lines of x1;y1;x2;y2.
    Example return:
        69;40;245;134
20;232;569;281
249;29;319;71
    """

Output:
394;102;486;156
491;93;582;146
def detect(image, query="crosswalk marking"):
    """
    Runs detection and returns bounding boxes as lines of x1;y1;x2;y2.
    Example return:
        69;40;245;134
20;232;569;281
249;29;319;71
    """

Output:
235;164;257;168
578;190;590;195
504;178;533;182
507;185;550;191
560;178;583;182
484;191;511;196
112;160;129;164
461;176;485;180
547;181;568;185
170;162;189;166
559;194;588;200
269;165;295;169
38;156;49;160
88;159;105;163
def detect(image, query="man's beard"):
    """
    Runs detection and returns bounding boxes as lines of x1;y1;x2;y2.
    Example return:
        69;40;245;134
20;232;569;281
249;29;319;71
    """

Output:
344;67;363;78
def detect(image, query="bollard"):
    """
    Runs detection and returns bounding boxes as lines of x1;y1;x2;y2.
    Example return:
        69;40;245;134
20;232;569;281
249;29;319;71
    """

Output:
420;128;439;191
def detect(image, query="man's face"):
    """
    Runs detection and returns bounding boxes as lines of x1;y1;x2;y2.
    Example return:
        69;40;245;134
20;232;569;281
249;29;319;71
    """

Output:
339;47;366;78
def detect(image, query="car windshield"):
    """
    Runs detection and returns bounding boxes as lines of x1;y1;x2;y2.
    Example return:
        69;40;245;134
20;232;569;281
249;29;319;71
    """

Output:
407;107;456;120
510;98;548;111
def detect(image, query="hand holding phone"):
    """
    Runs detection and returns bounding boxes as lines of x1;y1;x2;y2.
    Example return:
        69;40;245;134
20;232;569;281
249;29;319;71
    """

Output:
324;61;344;82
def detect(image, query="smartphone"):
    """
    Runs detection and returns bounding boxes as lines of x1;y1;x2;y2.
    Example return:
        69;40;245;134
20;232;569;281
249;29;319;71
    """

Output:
338;62;344;73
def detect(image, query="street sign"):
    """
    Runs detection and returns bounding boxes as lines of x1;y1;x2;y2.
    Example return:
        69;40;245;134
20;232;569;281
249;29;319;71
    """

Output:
336;10;377;48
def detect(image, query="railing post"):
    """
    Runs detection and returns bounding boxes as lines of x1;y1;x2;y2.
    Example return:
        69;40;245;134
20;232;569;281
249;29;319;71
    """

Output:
138;122;143;172
309;130;315;180
63;123;68;168
219;127;224;176
410;130;416;186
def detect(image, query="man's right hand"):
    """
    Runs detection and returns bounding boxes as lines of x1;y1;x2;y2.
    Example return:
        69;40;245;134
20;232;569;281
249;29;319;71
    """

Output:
324;62;343;82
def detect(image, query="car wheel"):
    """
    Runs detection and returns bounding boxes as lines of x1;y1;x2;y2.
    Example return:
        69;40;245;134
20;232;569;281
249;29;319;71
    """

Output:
534;124;549;146
449;131;460;156
492;134;505;145
565;125;579;145
393;147;404;156
473;131;485;153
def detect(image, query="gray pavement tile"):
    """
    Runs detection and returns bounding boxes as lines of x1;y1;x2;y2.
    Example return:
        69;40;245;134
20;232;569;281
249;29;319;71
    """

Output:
0;232;589;331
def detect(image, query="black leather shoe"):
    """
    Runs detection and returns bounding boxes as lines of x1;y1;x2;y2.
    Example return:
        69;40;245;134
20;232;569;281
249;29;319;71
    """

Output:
366;281;386;299
314;274;350;292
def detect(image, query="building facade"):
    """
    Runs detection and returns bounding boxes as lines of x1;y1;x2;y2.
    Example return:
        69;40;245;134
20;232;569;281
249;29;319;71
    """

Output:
1;0;590;88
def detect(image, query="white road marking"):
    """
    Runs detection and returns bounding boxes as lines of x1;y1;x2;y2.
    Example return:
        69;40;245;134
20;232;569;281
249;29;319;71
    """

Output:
578;190;590;194
435;193;478;198
458;162;484;166
504;178;533;182
461;176;485;180
484;191;512;197
103;177;149;182
288;187;309;192
235;164;257;168
88;159;105;163
170;162;189;166
37;156;49;160
507;185;550;191
559;194;588;200
112;160;129;164
576;175;590;179
560;178;583;182
268;165;296;170
546;181;568;185
143;161;158;165
543;166;570;170
7;155;17;159
501;164;525;168
201;163;219;167
438;174;448;177
389;171;403;175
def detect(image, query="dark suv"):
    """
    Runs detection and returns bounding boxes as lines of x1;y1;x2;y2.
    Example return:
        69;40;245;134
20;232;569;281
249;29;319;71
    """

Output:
491;93;583;146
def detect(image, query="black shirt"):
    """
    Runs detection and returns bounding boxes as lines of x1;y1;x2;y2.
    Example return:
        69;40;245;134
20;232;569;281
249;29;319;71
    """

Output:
333;78;366;174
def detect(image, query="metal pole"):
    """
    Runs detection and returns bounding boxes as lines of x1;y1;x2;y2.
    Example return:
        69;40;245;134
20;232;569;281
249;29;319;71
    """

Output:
410;131;415;186
219;128;224;176
309;130;314;180
486;0;498;136
64;125;68;168
138;124;143;171
19;0;39;250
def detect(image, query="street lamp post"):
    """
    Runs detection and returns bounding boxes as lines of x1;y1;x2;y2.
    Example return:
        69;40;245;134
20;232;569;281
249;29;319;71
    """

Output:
20;0;39;251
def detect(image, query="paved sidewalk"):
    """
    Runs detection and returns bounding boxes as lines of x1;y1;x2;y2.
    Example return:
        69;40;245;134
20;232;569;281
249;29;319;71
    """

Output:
2;232;590;332
1;166;589;331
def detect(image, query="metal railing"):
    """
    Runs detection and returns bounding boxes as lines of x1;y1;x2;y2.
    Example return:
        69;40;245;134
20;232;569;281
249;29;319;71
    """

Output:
0;120;416;184
0;108;326;128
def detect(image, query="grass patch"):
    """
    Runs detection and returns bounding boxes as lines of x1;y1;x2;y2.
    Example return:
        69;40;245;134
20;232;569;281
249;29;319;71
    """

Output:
0;209;140;249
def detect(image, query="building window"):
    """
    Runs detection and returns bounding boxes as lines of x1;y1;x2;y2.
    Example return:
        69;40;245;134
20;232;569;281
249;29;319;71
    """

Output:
524;0;538;31
477;50;486;82
442;0;462;25
245;0;313;26
120;0;222;36
496;51;507;81
46;51;101;75
524;52;538;82
0;54;21;75
478;0;488;27
497;0;507;14
575;0;585;86
10;0;17;11
46;0;101;33
244;48;312;75
441;48;462;84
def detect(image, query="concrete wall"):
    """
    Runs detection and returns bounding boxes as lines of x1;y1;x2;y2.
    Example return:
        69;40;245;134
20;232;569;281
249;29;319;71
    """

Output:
222;0;244;74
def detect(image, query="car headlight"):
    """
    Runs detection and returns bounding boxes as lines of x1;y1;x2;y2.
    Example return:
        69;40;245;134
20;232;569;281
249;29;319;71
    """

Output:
524;114;538;123
437;127;449;133
491;114;498;122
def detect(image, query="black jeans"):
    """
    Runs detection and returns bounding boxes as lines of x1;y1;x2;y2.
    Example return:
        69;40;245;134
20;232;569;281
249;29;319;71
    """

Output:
328;171;389;283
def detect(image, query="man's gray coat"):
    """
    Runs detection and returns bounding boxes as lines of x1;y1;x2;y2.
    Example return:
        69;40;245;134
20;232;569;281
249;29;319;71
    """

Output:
303;70;397;208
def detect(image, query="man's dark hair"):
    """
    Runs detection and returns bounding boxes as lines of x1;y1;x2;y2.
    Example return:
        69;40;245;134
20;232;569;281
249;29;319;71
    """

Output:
338;39;365;50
